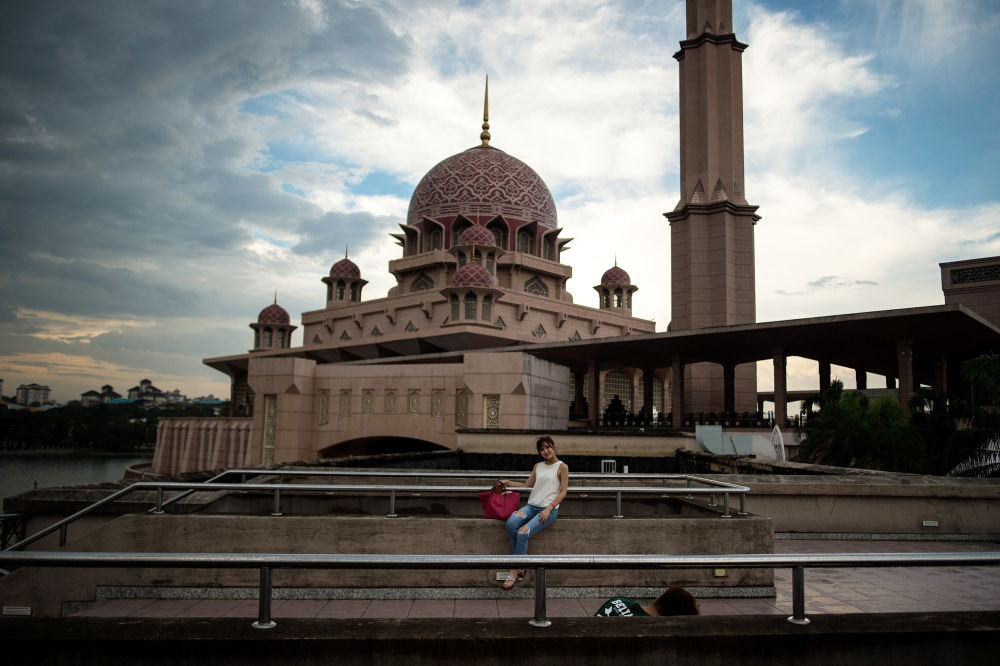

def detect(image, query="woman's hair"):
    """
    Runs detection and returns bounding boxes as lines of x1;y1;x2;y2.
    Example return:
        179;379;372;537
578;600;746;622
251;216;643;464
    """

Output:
651;585;699;616
535;435;555;452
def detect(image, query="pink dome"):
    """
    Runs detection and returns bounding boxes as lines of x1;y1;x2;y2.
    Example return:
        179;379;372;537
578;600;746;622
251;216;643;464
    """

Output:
459;224;497;247
408;145;557;229
451;262;495;288
257;303;290;325
600;266;632;286
329;257;361;279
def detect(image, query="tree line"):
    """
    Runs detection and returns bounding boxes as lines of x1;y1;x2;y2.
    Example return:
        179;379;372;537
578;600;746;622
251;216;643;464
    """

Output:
0;402;228;452
797;352;1000;477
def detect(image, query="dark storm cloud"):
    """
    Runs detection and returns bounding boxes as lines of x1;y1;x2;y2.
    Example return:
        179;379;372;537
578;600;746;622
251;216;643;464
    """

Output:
0;0;411;319
292;211;396;258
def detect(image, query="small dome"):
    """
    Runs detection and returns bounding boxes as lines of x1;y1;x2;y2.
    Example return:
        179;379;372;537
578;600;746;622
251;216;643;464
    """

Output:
451;262;495;288
257;303;290;325
601;266;632;286
459;224;496;247
329;257;361;279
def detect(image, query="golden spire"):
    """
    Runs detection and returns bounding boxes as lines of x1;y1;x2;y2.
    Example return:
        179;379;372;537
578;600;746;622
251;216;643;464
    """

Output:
273;289;278;305
344;244;349;258
480;75;491;146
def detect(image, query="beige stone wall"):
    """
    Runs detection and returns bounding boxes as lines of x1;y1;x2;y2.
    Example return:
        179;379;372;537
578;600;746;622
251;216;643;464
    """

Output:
153;418;252;475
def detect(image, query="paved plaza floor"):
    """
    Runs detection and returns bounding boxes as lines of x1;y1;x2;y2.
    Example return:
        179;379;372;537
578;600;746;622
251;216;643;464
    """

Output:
70;540;1000;620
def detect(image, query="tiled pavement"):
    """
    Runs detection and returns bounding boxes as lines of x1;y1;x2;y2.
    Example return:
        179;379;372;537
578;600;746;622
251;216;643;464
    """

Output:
70;540;1000;620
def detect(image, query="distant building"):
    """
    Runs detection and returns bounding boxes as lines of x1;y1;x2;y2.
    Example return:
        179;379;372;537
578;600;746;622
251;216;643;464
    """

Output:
80;390;102;407
16;383;52;406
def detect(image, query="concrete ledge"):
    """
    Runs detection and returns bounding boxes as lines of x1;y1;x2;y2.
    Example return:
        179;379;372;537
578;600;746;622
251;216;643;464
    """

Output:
2;613;998;665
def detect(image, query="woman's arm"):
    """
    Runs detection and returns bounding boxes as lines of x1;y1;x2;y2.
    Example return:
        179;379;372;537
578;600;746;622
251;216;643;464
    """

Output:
538;464;569;523
501;465;536;488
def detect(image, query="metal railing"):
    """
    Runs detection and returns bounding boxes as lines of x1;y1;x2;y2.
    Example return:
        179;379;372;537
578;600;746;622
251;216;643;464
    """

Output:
0;550;996;628
155;469;746;507
5;475;749;552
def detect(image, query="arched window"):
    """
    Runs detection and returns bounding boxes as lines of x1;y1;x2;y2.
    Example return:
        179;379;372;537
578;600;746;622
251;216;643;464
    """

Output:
464;293;477;320
487;219;508;250
276;329;285;347
517;229;533;254
603;369;633;412
544;236;556;260
602;290;611;308
262;329;273;347
350;283;359;301
336;280;346;300
472;249;482;265
482;294;493;321
450;294;459;321
486;252;495;274
614;288;623;307
457;252;467;267
524;277;548;297
426;226;443;251
627;292;633;309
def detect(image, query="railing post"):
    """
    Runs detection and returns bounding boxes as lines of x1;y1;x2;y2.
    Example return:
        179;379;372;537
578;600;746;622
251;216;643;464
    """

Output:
387;489;398;517
721;493;731;518
528;568;551;628
709;493;717;506
58;524;67;547
152;486;164;514
738;493;747;515
614;491;624;519
252;566;277;629
787;565;810;625
271;489;282;516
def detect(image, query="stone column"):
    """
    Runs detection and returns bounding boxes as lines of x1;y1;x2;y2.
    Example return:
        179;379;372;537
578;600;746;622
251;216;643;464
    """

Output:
933;352;948;398
723;362;736;414
588;360;601;428
773;350;787;428
818;358;831;392
896;339;914;414
641;366;655;418
855;367;868;391
671;356;685;427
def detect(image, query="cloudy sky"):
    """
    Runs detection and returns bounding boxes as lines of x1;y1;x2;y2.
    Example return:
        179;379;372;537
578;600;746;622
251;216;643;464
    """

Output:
1;0;998;403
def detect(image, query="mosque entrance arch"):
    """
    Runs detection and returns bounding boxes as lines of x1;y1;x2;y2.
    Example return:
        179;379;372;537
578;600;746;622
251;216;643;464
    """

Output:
318;437;449;459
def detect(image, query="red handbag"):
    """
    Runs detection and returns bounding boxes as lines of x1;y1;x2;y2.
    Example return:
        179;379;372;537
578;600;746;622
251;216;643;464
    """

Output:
479;482;520;520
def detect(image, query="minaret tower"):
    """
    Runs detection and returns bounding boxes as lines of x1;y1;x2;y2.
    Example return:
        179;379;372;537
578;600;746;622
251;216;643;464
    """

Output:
665;0;758;413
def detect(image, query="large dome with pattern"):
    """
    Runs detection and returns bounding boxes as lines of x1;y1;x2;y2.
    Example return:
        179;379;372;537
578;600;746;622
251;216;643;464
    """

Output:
408;145;557;229
257;303;290;325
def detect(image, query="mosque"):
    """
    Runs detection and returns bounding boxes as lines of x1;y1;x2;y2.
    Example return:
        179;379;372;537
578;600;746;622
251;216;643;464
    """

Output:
152;0;1000;475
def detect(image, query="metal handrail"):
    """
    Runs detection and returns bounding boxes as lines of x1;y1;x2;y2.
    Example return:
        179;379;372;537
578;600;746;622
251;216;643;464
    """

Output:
150;469;748;513
6;478;749;552
0;550;996;629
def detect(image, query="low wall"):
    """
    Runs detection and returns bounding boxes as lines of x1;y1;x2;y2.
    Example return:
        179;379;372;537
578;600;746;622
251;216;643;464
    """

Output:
3;613;999;665
0;512;773;617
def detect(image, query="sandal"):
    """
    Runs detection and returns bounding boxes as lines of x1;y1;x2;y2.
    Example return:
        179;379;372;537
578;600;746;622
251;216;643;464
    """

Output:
502;574;518;590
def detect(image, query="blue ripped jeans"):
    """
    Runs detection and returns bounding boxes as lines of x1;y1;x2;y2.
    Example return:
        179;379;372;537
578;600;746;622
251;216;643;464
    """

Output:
505;504;559;555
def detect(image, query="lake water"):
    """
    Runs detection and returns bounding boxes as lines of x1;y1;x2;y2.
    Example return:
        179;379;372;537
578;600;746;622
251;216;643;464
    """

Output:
0;453;153;506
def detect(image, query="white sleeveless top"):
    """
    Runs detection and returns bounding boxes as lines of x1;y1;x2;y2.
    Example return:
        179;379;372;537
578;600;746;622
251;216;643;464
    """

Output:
527;460;564;508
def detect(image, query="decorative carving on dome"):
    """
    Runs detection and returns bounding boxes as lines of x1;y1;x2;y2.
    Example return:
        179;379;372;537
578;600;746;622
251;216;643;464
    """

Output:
601;265;632;286
257;303;290;325
408;146;557;229
459;224;496;247
451;262;494;288
329;257;361;279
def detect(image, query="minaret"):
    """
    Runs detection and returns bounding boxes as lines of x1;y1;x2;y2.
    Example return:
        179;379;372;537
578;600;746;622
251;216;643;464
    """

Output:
665;0;758;413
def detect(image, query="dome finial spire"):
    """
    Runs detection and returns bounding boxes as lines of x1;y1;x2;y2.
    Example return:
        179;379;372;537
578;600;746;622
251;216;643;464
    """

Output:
480;74;491;146
344;244;349;259
274;289;277;305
